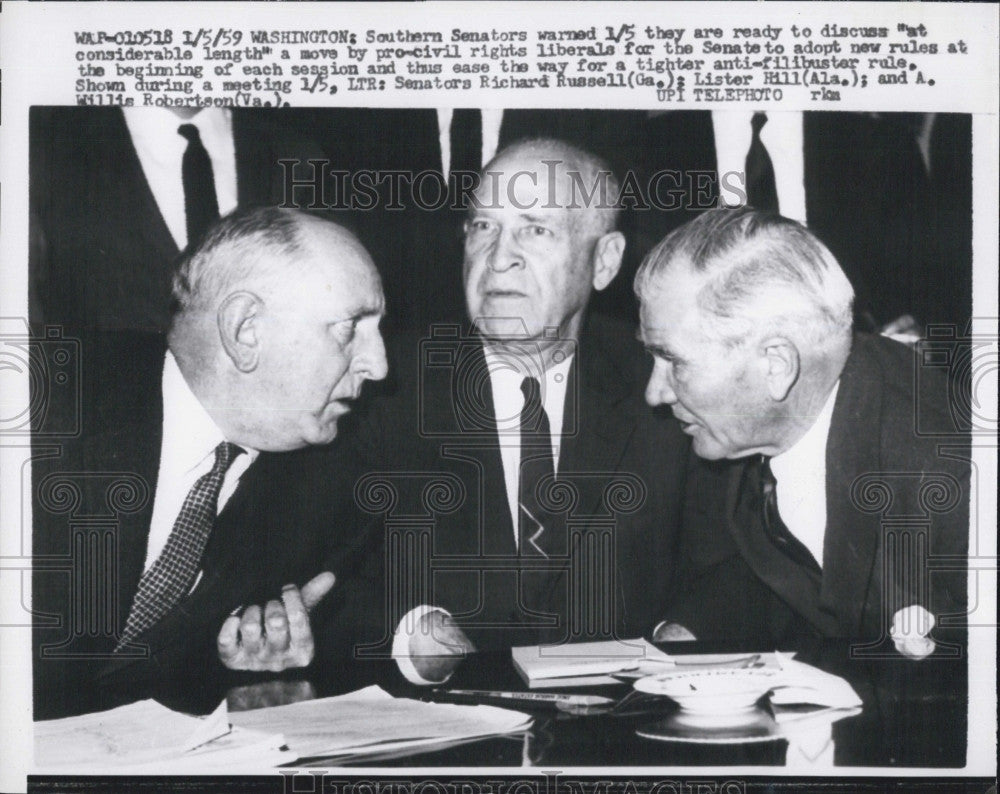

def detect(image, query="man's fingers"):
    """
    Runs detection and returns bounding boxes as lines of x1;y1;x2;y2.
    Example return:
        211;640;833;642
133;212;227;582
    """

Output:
239;604;264;655
281;585;312;639
264;598;291;653
217;614;242;663
301;571;336;611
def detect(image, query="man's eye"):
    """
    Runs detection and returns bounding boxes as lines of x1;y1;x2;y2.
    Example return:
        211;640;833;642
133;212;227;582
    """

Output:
332;320;358;345
526;225;551;237
466;219;493;233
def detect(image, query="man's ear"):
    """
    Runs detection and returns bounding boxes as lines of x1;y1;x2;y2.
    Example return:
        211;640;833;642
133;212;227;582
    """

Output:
591;231;625;292
217;291;263;373
760;336;800;401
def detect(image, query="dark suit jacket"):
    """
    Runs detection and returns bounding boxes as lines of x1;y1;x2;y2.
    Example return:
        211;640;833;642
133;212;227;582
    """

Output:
31;333;349;718
323;314;689;656
668;334;969;646
29;108;328;334
636;111;972;330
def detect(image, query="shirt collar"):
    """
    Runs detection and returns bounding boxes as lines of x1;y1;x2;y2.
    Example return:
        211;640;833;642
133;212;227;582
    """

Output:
161;350;257;475
770;380;840;480
122;107;232;168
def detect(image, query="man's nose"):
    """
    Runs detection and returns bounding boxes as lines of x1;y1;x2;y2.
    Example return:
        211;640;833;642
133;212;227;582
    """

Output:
645;362;677;406
357;330;388;382
486;228;523;273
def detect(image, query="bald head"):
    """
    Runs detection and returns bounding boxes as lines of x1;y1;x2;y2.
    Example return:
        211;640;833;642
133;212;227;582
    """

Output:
476;138;621;238
171;206;370;318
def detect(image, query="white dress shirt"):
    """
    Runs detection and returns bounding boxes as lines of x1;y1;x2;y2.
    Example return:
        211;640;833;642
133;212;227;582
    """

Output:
393;347;574;683
143;351;258;576
712;110;807;224
435;108;504;178
768;381;839;569
122;107;239;250
485;347;573;539
769;380;934;657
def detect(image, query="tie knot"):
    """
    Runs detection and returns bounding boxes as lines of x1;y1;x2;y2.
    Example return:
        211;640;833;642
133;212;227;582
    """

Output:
178;123;202;144
213;441;244;476
751;112;768;135
520;376;542;405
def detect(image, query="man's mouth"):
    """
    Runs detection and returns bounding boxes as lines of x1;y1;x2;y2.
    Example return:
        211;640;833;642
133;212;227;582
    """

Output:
672;413;699;432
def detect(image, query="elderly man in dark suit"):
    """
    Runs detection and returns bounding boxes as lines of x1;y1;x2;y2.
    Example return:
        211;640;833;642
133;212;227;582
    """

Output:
635;207;968;658
32;207;387;717
315;138;689;683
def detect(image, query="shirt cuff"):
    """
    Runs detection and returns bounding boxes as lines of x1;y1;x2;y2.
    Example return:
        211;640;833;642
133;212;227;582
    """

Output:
392;604;453;685
890;604;936;660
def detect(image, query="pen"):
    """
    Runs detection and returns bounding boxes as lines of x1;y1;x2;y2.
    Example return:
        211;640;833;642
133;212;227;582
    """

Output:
441;690;615;708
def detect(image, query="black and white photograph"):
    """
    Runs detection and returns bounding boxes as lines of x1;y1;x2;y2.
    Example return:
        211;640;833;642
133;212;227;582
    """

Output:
1;3;996;793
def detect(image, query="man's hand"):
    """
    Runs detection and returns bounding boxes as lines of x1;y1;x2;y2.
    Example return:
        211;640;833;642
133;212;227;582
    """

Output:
880;314;922;346
217;571;336;672
890;605;936;660
652;621;697;642
408;609;476;683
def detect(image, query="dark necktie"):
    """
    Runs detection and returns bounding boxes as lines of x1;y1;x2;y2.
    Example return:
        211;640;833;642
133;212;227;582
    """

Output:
449;109;482;179
117;442;243;649
178;123;220;246
759;456;821;574
745;112;780;213
518;377;555;557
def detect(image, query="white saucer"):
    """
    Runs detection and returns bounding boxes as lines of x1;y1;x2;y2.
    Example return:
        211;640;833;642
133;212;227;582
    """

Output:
633;668;779;714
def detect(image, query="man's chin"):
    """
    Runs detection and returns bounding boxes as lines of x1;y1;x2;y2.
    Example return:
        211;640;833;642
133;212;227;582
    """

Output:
303;419;340;448
471;314;539;340
690;436;728;461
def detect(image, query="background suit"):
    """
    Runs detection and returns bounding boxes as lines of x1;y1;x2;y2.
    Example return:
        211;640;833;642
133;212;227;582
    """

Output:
31;333;356;718
29;108;328;334
325;315;689;655
636;111;973;331
667;334;969;647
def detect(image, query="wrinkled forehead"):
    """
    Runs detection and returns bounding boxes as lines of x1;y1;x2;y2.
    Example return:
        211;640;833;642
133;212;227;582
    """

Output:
271;230;384;314
639;267;706;337
473;150;593;220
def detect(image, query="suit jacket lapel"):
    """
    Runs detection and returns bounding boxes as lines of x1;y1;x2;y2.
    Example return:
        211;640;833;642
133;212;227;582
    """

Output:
822;337;883;636
110;109;180;262
532;330;638;617
82;398;162;641
559;332;637;513
232;111;270;205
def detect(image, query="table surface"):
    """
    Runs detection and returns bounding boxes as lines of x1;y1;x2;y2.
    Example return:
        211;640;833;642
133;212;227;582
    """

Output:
212;638;970;768
40;638;969;769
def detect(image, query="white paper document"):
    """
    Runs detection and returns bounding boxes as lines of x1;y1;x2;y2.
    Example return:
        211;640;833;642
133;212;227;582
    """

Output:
228;685;533;761
512;638;674;686
34;699;293;773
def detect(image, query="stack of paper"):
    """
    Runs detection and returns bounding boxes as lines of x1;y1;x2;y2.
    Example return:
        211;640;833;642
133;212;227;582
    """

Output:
512;638;674;687
34;699;294;773
228;686;532;761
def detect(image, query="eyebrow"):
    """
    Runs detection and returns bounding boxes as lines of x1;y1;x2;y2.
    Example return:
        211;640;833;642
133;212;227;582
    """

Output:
636;330;673;359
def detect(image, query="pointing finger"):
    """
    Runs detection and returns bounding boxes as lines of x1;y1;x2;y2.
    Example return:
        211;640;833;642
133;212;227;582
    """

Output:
301;571;336;611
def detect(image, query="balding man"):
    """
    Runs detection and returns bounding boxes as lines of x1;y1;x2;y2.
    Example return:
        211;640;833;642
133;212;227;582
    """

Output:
635;207;968;658
326;139;689;682
32;207;387;716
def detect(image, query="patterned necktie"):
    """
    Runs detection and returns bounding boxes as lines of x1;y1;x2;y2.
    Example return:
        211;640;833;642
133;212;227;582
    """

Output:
117;441;243;650
745;112;780;213
518;377;555;557
759;455;821;574
178;123;220;246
